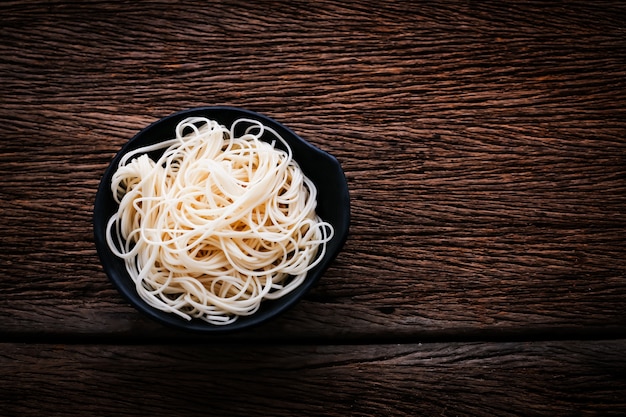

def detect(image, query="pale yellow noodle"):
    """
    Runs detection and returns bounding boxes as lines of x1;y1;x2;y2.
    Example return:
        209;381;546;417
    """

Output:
105;117;333;324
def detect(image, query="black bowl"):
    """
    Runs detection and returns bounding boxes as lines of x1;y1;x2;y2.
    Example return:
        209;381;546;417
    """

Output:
93;106;350;332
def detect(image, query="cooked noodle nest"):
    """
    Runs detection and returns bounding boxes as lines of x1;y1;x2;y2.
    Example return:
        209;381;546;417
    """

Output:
106;117;334;325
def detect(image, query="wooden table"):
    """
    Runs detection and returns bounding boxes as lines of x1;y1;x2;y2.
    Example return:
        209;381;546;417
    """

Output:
1;1;625;415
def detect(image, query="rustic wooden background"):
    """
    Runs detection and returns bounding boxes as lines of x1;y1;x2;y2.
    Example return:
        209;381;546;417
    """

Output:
1;1;625;416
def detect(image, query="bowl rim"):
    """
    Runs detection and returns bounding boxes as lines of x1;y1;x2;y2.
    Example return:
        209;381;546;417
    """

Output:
93;106;350;333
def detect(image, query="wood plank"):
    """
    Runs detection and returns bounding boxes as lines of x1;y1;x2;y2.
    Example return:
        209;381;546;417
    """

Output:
1;1;625;339
1;339;625;416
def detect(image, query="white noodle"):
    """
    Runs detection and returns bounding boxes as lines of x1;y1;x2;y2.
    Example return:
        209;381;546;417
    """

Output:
105;117;334;325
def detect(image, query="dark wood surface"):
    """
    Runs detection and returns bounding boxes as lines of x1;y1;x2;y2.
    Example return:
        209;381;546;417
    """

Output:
1;1;625;415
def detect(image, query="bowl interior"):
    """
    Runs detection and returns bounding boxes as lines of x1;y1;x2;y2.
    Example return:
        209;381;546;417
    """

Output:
93;106;350;332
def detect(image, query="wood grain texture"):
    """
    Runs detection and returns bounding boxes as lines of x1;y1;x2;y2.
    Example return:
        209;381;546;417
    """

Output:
2;2;626;416
1;0;625;341
1;340;625;417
